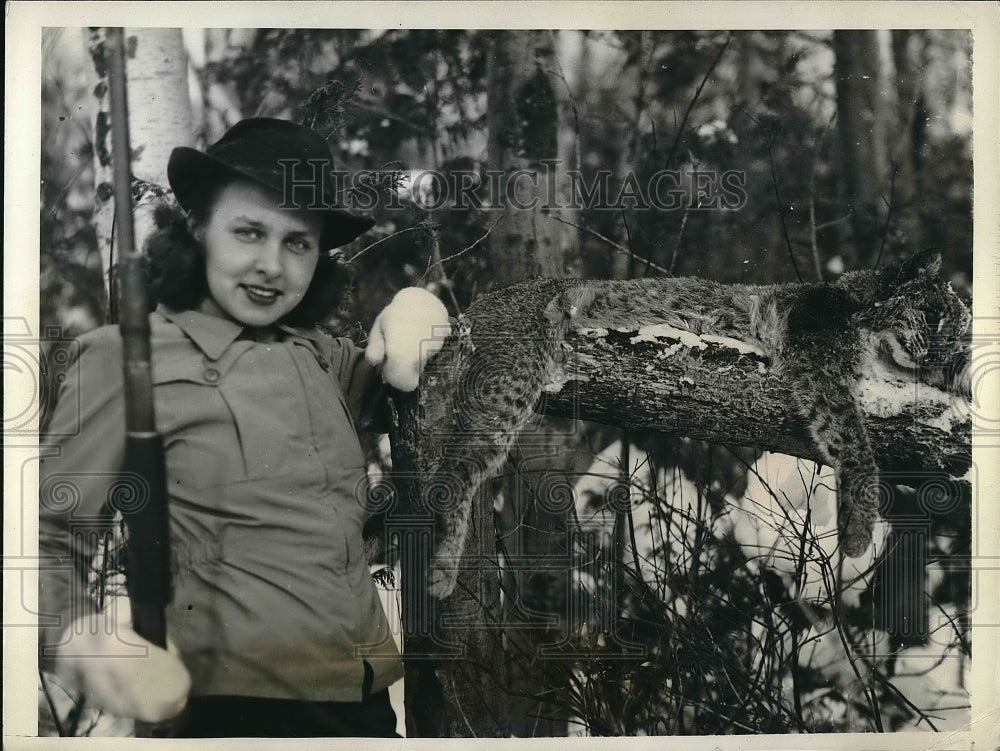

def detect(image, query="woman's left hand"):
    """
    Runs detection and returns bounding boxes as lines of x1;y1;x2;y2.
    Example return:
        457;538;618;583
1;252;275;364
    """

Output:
365;287;450;392
53;602;191;723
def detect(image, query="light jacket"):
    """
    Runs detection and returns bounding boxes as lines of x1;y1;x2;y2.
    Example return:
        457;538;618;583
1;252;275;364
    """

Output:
38;303;404;702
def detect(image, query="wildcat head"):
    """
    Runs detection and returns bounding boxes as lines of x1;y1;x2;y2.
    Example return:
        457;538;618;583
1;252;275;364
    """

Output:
860;251;971;388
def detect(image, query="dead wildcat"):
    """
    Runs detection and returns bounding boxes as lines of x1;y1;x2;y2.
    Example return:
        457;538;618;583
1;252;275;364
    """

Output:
409;251;970;598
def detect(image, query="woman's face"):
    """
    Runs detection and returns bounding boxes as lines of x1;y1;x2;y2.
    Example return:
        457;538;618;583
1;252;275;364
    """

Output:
197;180;323;328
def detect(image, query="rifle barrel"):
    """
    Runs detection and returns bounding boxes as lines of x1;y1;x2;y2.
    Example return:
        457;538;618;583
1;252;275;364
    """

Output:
106;27;172;652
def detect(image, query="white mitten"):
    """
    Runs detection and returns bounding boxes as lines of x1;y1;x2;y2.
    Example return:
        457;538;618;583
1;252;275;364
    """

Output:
54;599;191;723
365;287;451;391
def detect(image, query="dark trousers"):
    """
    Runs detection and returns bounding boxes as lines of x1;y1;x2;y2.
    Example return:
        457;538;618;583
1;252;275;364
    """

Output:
173;664;400;737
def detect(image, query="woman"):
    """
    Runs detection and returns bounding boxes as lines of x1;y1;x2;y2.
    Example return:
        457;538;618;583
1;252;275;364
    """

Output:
38;118;448;737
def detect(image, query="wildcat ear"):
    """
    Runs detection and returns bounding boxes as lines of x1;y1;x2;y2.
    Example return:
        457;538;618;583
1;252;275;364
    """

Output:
544;285;598;327
902;249;943;280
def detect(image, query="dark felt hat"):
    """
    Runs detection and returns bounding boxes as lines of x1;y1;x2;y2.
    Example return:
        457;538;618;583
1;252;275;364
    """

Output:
167;118;375;249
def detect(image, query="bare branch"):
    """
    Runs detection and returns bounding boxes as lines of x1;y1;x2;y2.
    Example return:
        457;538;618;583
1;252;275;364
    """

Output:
547;214;671;275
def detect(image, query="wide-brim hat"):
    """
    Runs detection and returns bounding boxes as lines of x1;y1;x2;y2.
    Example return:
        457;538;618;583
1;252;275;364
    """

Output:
167;118;375;250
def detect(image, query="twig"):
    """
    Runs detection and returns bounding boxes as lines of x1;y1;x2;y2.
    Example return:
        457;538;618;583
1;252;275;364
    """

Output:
420;214;505;284
620;209;636;277
870;658;940;730
446;669;478;737
807;114;836;281
423;223;462;314
668;206;690;276
663;34;732;171
252;78;275;118
928;595;971;657
352;97;436;138
547;214;670;275
740;108;804;282
874;161;898;269
38;671;67;737
814;215;852;231
818;554;885;731
627;30;655;168
45;158;90;225
347;224;437;263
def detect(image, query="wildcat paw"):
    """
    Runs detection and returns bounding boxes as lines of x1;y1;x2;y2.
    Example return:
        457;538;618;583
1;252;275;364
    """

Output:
838;475;880;558
426;555;459;599
839;522;873;558
366;287;451;392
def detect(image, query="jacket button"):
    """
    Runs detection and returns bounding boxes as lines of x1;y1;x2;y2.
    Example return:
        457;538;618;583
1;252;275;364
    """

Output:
204;368;220;383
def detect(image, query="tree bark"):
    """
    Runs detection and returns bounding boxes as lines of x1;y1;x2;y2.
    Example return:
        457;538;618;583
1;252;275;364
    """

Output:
540;323;970;479
392;381;509;737
486;30;566;285
89;27;193;318
485;29;576;737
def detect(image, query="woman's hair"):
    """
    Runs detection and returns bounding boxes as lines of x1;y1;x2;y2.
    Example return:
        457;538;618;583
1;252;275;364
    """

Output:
143;188;351;328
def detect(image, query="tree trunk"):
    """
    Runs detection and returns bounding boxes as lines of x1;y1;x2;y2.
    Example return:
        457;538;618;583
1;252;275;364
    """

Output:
486;30;566;285
393;385;510;737
889;30;926;255
489;29;575;737
89;27;193;318
832;31;892;267
555;30;585;279
397;30;578;737
188;28;252;143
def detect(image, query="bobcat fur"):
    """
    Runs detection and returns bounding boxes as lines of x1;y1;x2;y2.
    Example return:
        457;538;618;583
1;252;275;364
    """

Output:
419;251;970;598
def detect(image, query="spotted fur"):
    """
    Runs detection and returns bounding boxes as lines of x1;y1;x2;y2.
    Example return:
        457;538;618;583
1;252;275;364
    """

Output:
424;252;970;597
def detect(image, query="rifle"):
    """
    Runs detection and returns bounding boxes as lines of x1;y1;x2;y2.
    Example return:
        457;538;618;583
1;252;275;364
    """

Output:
106;26;173;654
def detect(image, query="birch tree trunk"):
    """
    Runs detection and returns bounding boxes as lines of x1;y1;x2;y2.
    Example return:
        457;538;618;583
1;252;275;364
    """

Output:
89;27;192;319
188;28;253;143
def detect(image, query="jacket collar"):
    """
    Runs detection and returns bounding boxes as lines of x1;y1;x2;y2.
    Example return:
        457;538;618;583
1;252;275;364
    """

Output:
157;304;325;361
277;322;328;350
157;304;244;361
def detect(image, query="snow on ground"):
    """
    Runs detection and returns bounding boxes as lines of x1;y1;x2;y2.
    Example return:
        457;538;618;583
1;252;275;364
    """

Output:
570;444;969;733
